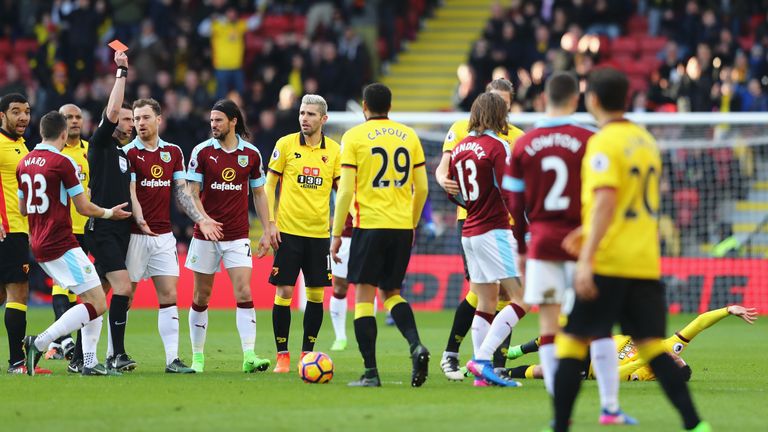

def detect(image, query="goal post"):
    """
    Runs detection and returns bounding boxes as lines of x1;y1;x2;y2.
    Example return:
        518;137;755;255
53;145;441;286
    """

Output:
325;111;768;314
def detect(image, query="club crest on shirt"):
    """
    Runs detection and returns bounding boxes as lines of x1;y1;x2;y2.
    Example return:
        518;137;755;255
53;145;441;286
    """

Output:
160;151;171;163
321;155;328;164
118;156;128;173
238;155;248;167
83;265;93;274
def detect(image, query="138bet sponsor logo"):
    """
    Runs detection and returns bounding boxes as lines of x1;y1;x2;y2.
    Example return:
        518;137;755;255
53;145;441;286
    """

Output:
140;164;171;187
298;166;322;189
211;167;242;191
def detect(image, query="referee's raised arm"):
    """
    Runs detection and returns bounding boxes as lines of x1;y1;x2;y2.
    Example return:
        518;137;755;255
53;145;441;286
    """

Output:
105;51;128;123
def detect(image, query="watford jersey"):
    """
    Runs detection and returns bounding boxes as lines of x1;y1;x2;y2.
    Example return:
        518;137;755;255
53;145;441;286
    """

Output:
340;118;425;230
582;119;661;279
0;129;29;234
443;119;524;220
61;139;89;235
268;133;341;238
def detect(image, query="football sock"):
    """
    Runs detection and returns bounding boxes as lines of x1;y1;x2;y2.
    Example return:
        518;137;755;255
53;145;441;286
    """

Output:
72;329;83;361
591;337;619;412
35;303;96;351
507;365;532;378
539;334;557;396
354;303;377;369
471;311;493;357
445;298;475;353
385;296;421;352
52;292;71;343
109;294;129;355
302;288;324;352
477;304;525;361
272;295;292;352
553;357;586;432
236;302;256;352
649;352;701;429
81;316;102;368
329;294;347;341
189;303;208;355
522;336;542;354
158;304;179;365
5;302;26;365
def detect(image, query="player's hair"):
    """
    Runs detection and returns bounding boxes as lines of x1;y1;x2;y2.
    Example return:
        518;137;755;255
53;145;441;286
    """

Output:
0;93;28;113
121;102;132;111
363;83;392;115
485;78;515;96
586;67;629;112
212;99;250;139
468;92;508;136
133;98;162;116
680;364;692;382
39;111;67;140
546;72;579;107
301;94;328;116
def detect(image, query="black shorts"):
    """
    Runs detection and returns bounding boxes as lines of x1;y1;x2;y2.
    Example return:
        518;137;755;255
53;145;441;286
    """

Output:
457;220;470;281
84;221;130;279
269;232;331;287
564;274;667;341
348;228;412;291
75;234;88;255
0;233;30;284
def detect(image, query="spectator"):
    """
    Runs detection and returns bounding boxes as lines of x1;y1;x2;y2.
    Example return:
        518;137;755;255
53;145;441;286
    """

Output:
0;64;26;96
739;78;768;112
109;0;147;43
131;20;170;82
274;84;297;138
452;64;480;112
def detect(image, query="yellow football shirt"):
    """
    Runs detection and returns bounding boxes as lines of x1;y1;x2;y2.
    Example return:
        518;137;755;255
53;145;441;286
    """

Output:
268;132;341;238
61;139;89;235
211;19;247;70
443;119;524;220
581;119;661;279
0;130;28;234
340;118;425;230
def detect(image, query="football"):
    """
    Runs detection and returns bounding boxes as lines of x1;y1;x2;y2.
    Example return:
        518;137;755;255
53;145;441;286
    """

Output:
298;352;334;384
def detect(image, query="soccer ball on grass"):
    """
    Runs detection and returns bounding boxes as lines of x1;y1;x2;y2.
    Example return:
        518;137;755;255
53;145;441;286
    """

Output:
298;352;334;383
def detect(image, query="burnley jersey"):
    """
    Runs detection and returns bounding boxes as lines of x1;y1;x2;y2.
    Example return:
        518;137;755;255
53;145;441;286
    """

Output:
124;137;185;235
187;136;265;241
448;130;512;237
16;144;84;262
504;118;594;260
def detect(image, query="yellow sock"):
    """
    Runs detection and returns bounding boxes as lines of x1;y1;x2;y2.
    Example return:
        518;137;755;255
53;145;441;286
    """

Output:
354;302;374;319
274;295;292;307
383;295;406;311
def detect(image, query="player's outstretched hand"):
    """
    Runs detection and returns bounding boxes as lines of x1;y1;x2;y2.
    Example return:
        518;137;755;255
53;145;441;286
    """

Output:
268;221;281;250
110;202;132;220
330;236;342;264
114;51;128;67
562;226;583;257
728;305;758;324
199;217;223;241
136;217;158;236
439;177;460;196
256;235;271;258
574;259;597;301
0;224;5;242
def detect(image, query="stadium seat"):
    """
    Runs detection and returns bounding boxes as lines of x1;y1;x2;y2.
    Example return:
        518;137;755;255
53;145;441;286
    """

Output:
609;36;639;57
13;38;38;55
637;36;667;56
627;14;649;35
0;39;11;59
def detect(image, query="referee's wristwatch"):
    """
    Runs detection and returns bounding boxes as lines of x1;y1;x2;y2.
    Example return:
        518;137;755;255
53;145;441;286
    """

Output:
116;66;128;79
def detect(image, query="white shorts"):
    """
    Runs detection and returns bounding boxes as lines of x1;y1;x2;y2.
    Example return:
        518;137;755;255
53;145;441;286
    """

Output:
185;238;253;274
523;259;575;306
39;248;101;295
461;229;519;284
330;236;351;279
126;233;179;282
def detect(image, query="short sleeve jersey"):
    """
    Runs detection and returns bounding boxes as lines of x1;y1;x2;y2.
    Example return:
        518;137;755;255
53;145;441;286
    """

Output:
448;131;511;237
16;144;83;262
1;129;29;234
187;136;265;241
504;118;595;260
339;118;426;230
443;119;524;221
268;132;341;238
124;137;185;234
61;139;90;234
582;119;662;279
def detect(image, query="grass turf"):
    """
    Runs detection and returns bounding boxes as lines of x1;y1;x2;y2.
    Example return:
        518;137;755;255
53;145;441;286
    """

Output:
1;308;766;431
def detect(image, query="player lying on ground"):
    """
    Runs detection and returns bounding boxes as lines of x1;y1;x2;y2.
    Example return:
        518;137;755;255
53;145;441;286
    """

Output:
506;305;757;381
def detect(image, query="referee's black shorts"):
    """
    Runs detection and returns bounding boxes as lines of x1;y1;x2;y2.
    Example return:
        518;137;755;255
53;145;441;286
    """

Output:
0;233;30;284
564;274;667;341
457;220;470;281
269;232;331;287
84;220;130;279
348;228;412;291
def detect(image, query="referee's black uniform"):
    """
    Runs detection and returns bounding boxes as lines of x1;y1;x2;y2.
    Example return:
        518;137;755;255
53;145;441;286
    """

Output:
84;113;132;278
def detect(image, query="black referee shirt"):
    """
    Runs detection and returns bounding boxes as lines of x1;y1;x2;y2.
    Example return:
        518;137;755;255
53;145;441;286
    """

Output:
86;113;132;230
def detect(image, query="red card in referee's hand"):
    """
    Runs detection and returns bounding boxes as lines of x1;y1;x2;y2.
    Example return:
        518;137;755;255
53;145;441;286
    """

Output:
108;39;129;52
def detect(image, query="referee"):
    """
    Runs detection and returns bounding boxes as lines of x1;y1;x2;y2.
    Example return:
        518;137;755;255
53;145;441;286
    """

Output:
84;51;136;372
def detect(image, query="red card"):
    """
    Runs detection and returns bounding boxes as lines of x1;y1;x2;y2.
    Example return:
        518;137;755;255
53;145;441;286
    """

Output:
108;39;129;52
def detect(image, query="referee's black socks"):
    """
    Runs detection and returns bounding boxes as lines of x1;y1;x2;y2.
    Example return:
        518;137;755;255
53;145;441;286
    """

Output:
109;294;130;355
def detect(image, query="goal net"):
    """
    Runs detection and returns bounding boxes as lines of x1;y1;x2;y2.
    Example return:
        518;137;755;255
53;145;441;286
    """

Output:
325;111;768;314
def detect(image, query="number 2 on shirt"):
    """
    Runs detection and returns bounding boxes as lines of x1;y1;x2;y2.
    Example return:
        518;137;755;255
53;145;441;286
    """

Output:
371;147;410;188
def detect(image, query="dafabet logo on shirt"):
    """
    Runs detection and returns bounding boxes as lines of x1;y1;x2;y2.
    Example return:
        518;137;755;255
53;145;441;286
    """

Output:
221;168;236;181
151;164;164;178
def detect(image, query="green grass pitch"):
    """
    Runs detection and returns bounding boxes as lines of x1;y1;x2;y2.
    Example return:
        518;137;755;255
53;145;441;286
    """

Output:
2;309;766;431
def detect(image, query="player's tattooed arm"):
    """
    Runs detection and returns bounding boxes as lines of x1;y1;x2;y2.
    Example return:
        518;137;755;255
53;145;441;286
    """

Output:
181;180;223;240
174;180;203;222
